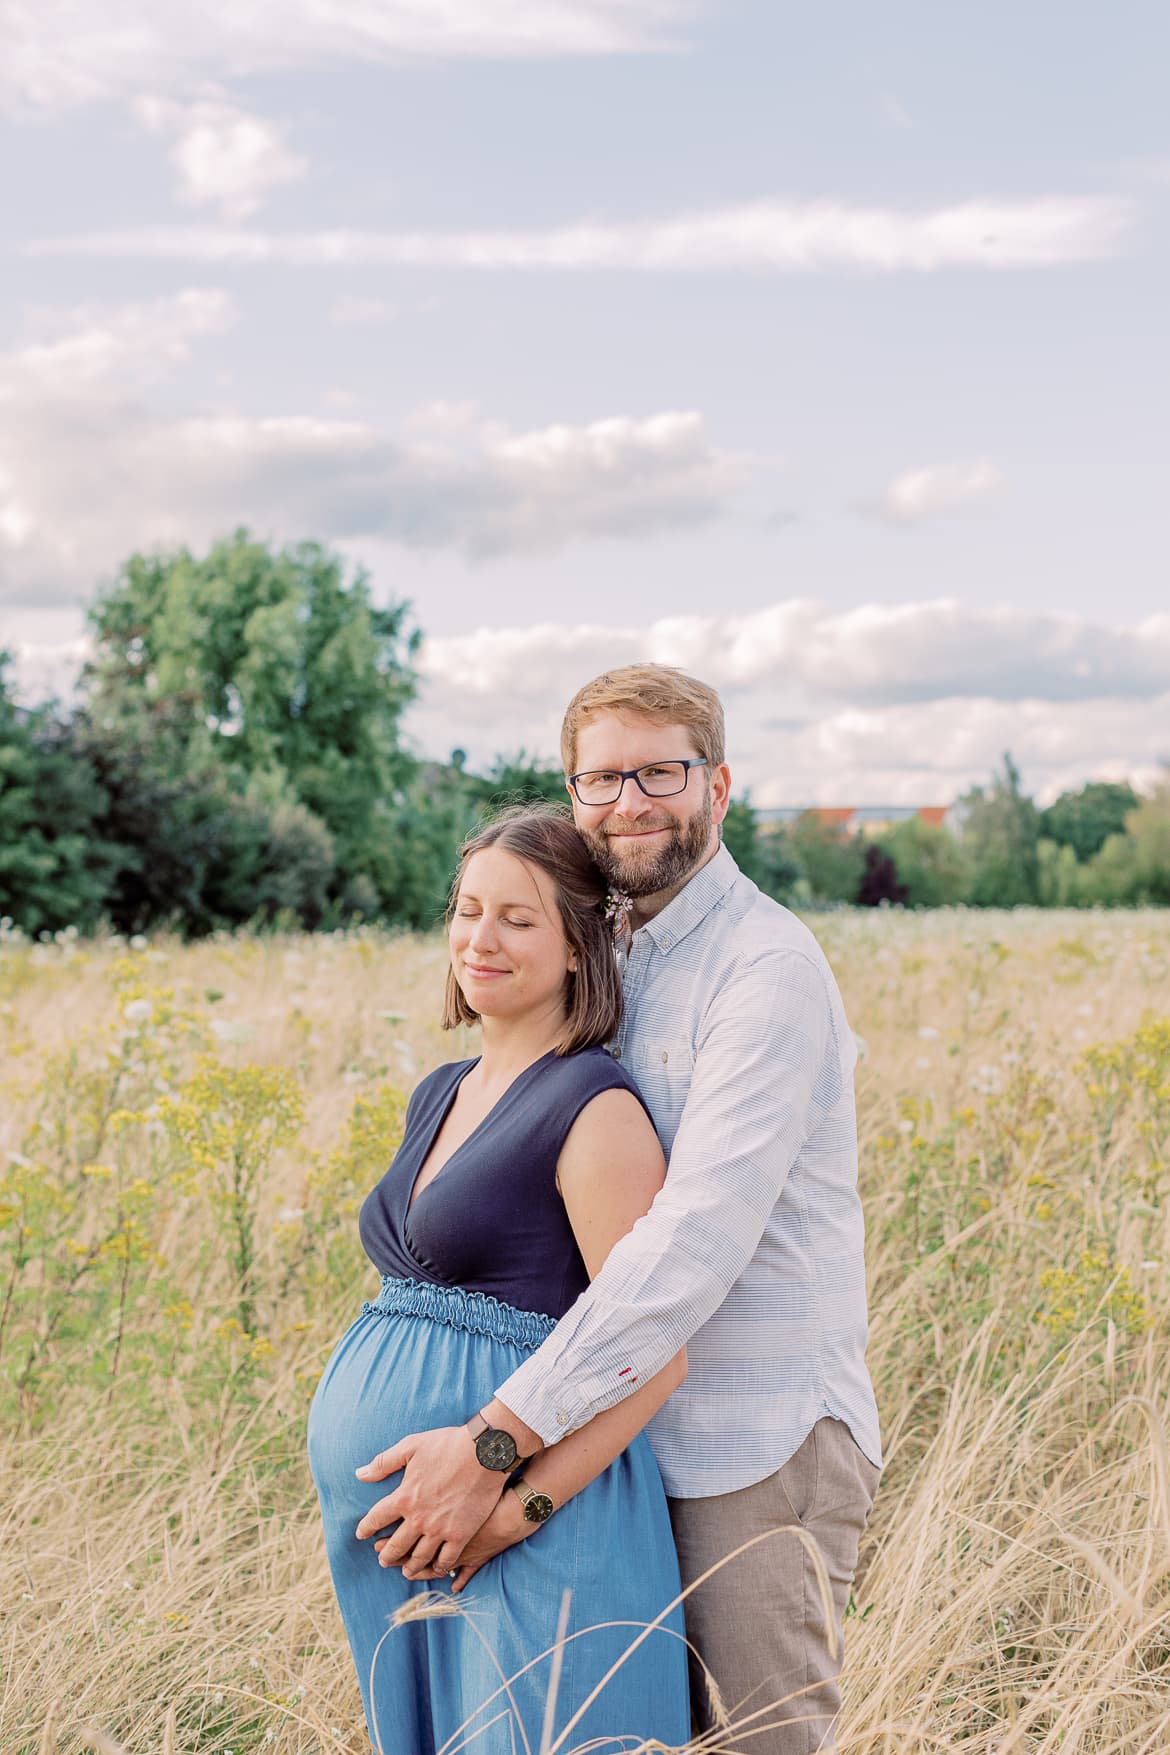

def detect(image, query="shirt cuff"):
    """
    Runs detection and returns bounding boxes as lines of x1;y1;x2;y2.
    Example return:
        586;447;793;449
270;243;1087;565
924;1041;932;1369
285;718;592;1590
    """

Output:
494;1349;588;1448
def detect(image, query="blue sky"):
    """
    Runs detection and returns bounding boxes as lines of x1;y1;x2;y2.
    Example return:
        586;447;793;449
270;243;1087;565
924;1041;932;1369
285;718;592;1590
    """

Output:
1;0;1167;805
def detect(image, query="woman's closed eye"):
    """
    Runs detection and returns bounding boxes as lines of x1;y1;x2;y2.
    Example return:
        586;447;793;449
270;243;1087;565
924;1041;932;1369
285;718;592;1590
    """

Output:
457;909;532;928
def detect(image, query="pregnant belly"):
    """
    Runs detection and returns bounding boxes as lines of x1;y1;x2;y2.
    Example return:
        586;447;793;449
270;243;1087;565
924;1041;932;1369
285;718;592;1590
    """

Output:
306;1301;528;1527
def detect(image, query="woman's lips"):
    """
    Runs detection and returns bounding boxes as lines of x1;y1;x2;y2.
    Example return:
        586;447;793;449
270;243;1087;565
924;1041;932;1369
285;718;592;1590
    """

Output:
464;964;510;978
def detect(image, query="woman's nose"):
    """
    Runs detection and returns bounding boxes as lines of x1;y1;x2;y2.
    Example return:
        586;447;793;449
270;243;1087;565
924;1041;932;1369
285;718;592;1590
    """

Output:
468;916;499;951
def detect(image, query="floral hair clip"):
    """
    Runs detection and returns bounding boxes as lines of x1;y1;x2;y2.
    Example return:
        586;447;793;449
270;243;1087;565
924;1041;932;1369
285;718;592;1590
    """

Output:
603;889;634;938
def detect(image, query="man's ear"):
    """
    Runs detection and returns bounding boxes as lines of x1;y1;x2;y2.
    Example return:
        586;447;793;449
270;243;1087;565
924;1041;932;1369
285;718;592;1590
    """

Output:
710;763;732;828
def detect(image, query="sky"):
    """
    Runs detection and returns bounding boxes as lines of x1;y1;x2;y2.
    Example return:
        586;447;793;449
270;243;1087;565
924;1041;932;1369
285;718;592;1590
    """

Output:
1;0;1168;806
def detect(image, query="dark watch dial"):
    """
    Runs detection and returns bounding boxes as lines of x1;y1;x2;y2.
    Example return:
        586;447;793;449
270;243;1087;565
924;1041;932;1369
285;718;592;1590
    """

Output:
474;1427;520;1472
521;1491;555;1525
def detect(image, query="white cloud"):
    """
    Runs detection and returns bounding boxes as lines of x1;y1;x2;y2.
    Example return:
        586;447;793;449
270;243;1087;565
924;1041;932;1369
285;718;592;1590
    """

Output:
768;695;1170;808
406;605;1170;801
2;287;236;391
0;297;740;606
2;1;692;114
25;194;1134;274
417;600;1170;714
133;93;307;220
871;458;1004;524
329;295;399;326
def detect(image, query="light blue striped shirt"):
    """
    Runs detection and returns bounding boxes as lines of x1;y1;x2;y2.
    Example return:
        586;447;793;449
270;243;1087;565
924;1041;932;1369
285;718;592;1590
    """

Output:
496;844;882;1498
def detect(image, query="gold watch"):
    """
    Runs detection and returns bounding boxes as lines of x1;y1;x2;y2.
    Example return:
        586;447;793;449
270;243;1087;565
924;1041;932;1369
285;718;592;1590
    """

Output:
510;1478;555;1524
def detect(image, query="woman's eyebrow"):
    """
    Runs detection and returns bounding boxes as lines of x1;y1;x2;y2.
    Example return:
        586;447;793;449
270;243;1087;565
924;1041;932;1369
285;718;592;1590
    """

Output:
458;894;540;911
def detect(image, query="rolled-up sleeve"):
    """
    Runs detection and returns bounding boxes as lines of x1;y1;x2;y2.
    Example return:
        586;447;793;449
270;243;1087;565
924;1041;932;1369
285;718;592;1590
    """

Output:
496;947;842;1445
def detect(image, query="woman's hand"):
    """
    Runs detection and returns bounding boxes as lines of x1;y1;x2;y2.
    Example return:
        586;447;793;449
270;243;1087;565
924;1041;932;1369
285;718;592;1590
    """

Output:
379;1490;532;1593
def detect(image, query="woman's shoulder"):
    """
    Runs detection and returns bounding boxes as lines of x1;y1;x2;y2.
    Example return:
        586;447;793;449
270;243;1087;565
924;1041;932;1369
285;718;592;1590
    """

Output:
542;1044;650;1115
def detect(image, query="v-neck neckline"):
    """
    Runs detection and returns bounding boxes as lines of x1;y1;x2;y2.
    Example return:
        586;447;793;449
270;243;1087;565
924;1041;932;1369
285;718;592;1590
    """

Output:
405;1048;558;1215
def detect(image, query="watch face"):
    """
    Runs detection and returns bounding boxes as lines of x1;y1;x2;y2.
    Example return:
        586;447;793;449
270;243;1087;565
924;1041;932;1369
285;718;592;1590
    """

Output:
523;1492;555;1524
475;1428;519;1472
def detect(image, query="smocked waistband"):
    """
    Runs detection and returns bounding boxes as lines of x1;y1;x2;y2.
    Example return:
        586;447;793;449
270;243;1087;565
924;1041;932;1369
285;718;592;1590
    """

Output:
360;1275;557;1354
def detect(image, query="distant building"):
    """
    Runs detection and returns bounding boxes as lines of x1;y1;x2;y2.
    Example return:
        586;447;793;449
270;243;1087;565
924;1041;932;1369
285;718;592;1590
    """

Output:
756;804;958;836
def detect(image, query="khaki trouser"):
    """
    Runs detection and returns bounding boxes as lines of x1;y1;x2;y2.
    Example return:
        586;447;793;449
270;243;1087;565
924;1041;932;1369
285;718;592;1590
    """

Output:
667;1417;880;1755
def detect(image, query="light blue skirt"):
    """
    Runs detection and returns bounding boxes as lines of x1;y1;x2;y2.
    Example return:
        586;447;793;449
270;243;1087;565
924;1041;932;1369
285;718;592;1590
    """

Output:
308;1276;691;1755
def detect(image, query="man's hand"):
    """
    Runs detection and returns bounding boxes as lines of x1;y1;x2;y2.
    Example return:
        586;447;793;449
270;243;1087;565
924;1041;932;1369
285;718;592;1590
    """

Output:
386;1491;531;1592
353;1425;505;1577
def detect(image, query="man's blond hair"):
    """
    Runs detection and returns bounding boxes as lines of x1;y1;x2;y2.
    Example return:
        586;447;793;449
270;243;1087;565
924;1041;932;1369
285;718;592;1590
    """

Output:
560;662;726;776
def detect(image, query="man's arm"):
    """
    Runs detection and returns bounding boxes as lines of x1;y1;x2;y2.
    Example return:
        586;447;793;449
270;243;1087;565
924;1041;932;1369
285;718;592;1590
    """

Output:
495;945;844;1443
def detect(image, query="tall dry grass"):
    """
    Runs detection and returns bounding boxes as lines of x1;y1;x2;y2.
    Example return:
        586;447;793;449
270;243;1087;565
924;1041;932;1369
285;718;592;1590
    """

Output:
1;910;1168;1753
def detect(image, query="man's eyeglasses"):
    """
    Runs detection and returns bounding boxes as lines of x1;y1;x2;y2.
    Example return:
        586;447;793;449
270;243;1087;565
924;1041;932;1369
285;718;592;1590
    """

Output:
568;759;708;807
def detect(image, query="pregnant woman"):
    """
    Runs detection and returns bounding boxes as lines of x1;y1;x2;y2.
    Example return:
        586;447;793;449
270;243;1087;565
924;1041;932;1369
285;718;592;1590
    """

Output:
307;807;691;1754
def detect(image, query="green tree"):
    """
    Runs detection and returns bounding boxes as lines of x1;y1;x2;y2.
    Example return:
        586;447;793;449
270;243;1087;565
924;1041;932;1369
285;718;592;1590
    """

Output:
790;814;866;904
84;531;421;923
1037;839;1088;907
1040;781;1140;863
0;657;120;934
719;796;761;882
1082;774;1170;905
959;754;1041;907
1125;775;1170;902
880;817;972;907
755;826;805;905
475;752;568;812
374;760;484;930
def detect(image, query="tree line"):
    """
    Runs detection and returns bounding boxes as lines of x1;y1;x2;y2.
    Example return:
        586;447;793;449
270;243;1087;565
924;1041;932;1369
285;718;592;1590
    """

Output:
729;758;1169;912
1;532;1167;937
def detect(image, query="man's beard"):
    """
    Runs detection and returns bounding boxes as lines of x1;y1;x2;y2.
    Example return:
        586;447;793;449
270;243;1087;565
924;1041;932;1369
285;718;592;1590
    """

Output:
581;788;714;899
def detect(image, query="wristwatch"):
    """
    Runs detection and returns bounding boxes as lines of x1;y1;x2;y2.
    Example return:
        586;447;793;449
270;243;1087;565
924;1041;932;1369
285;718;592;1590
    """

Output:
510;1479;555;1524
465;1410;526;1473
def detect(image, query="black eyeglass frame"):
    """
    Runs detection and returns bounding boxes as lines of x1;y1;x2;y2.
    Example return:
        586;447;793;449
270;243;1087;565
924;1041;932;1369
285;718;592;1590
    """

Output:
567;758;708;806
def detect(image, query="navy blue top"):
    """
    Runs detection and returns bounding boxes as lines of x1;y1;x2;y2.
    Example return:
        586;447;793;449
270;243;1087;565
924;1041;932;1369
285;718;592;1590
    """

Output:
358;1047;656;1320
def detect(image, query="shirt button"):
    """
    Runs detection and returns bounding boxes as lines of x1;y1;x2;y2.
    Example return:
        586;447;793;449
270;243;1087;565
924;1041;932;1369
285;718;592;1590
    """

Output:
555;1410;570;1427
660;1050;669;1064
610;1046;622;1060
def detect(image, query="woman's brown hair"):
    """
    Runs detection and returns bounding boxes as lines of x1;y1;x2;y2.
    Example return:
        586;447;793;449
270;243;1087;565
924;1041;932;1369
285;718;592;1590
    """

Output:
440;804;622;1055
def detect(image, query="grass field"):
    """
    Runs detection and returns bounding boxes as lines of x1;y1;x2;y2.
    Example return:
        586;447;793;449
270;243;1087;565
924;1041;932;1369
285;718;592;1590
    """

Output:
2;910;1169;1754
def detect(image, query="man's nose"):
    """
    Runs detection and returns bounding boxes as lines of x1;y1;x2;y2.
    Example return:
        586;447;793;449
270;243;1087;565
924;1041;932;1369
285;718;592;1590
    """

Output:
613;774;654;813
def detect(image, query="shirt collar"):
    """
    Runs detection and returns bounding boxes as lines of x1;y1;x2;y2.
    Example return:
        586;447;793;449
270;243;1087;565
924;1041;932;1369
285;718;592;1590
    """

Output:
640;843;740;956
